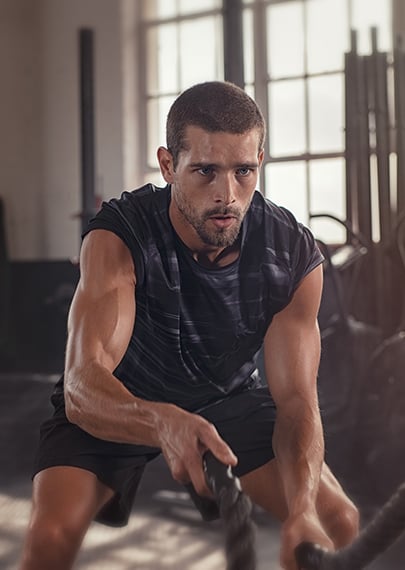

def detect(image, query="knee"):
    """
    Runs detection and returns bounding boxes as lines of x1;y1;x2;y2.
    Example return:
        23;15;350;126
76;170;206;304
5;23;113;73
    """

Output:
326;499;360;547
21;513;85;568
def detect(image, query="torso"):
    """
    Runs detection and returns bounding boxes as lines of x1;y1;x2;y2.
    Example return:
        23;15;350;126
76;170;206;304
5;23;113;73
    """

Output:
78;184;323;411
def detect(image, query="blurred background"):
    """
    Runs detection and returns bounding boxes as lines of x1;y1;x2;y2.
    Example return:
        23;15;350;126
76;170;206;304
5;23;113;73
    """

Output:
1;0;405;568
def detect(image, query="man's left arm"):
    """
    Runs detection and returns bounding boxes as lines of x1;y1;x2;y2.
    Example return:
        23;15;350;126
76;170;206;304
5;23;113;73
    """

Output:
263;264;333;568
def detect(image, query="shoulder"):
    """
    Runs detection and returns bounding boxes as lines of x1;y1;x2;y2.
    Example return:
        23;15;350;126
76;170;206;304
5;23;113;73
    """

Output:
251;190;298;226
82;184;170;285
103;183;169;218
248;191;311;249
246;191;324;295
80;229;136;286
83;183;170;243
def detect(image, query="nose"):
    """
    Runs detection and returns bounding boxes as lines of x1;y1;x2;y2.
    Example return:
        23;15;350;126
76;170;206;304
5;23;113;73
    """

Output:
214;173;237;205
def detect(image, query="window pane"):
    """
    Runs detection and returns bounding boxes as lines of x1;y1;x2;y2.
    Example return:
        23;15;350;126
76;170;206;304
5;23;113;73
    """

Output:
269;80;306;156
179;0;221;14
143;0;177;20
265;161;308;223
352;0;392;53
143;0;221;19
147;25;178;95
243;8;254;85
267;2;305;78
179;16;223;90
245;83;255;100
308;74;344;153
309;158;346;243
147;96;176;167
143;170;166;188
307;0;348;73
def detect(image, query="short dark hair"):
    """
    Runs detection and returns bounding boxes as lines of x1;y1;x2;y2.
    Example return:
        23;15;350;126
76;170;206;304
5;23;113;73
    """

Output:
166;81;266;168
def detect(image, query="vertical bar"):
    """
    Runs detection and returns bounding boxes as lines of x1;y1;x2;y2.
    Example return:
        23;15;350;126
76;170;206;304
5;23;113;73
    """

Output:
223;0;245;88
345;30;359;237
357;54;372;243
392;34;405;330
252;0;269;193
371;28;392;244
394;35;405;218
79;28;96;234
371;29;394;332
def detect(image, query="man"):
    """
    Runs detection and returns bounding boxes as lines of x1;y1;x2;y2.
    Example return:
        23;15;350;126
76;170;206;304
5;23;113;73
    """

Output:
20;81;358;570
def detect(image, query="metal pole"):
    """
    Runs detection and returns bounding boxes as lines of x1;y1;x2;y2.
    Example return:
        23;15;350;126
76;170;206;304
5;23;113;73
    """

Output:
79;28;96;235
369;28;394;332
371;28;392;243
394;34;405;219
223;0;245;88
345;30;359;237
357;54;372;244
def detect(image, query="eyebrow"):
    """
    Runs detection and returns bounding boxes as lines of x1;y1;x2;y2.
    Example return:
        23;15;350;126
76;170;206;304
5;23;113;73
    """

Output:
189;162;259;169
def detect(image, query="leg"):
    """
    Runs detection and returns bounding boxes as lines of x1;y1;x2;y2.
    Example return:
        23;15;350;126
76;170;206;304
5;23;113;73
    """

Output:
240;459;359;548
19;466;115;570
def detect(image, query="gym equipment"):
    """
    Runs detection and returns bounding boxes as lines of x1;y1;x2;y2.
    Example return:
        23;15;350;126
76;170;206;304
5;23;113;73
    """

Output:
196;451;257;570
199;452;405;570
353;213;405;504
295;481;405;570
345;28;405;333
310;215;381;444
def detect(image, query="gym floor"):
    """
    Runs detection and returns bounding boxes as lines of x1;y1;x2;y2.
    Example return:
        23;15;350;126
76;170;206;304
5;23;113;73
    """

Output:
1;373;404;569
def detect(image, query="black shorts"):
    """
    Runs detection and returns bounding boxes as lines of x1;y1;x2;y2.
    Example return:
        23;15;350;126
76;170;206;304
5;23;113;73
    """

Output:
34;387;277;527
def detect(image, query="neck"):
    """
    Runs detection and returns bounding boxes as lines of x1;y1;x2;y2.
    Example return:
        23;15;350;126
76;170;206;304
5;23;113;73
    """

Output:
191;237;241;268
169;201;241;268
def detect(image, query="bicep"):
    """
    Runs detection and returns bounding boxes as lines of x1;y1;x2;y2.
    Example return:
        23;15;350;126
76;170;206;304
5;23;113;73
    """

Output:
65;230;136;374
263;264;323;407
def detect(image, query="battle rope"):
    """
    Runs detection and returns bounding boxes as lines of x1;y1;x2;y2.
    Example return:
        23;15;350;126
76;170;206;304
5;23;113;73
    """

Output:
203;451;257;570
295;481;405;569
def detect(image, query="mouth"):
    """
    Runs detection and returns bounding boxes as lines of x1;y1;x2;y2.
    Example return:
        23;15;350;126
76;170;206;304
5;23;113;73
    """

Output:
208;215;237;229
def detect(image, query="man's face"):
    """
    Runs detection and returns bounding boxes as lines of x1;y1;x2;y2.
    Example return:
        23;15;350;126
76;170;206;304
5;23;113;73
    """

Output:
159;125;264;250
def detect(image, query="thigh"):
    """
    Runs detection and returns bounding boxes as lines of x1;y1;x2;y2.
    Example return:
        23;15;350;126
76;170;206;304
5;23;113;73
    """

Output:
34;406;159;526
240;459;355;525
240;458;287;520
32;466;115;529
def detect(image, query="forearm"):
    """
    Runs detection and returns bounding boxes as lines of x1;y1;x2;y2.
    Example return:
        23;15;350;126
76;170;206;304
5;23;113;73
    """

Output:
65;361;174;446
64;360;237;497
273;397;325;516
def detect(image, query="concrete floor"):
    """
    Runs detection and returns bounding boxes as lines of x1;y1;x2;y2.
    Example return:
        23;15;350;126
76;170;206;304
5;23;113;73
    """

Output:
1;373;404;569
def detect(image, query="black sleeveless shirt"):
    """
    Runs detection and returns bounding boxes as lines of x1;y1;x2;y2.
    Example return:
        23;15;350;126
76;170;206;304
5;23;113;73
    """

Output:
72;184;323;412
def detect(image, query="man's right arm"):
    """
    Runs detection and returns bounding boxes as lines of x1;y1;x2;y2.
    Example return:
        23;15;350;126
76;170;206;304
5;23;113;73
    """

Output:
64;229;236;494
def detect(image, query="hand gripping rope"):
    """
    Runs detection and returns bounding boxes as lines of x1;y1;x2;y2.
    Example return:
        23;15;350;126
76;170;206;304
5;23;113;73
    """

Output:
202;453;405;570
295;481;405;569
203;451;257;570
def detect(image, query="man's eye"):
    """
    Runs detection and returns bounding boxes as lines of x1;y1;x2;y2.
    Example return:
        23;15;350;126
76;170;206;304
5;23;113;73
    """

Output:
236;167;251;176
198;167;213;176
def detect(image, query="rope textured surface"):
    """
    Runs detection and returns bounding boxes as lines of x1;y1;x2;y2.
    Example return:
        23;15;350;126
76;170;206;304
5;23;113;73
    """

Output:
203;451;257;570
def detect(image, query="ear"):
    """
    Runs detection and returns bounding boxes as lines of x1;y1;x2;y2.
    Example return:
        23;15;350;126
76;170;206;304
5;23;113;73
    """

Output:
157;147;175;183
258;149;265;168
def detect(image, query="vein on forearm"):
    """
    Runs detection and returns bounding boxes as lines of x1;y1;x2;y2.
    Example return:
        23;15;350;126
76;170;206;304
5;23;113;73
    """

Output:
65;360;163;447
273;395;324;513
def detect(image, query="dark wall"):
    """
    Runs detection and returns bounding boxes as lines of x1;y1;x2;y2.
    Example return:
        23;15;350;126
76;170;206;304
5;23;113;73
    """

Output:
0;261;79;373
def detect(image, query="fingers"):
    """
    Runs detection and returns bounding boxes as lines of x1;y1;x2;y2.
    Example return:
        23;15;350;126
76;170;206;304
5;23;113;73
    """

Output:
160;412;237;497
280;514;334;570
189;422;238;497
198;422;238;467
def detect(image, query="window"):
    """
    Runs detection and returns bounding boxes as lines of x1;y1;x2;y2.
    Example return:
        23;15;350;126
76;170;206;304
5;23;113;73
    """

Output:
243;0;392;242
140;0;224;184
140;0;393;243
